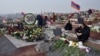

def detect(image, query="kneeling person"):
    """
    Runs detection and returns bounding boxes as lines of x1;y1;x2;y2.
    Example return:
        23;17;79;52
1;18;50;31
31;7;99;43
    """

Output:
75;23;90;43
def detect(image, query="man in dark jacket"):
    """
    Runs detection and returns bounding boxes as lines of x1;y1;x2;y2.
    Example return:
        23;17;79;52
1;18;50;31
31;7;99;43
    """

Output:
75;23;90;43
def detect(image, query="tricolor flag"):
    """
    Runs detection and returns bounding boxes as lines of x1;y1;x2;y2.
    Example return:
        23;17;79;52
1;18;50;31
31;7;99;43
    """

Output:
71;1;80;10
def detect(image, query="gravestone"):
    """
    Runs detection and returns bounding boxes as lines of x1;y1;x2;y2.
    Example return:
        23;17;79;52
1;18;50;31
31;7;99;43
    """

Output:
53;28;62;36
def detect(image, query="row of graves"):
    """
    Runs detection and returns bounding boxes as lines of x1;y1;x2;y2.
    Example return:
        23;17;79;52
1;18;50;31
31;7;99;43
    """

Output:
69;11;100;40
0;12;100;56
42;11;100;56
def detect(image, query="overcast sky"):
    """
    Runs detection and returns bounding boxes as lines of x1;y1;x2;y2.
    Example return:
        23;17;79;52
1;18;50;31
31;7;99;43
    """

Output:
0;0;100;14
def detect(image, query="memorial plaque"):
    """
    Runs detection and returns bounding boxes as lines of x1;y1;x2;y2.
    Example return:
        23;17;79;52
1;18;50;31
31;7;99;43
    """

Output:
24;13;36;25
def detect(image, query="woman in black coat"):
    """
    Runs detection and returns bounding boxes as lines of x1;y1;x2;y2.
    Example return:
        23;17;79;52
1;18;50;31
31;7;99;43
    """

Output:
75;23;90;43
64;20;72;31
36;15;43;28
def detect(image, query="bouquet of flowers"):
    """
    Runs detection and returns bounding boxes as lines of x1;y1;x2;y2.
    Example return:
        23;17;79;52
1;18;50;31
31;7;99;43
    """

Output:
0;28;6;36
91;26;100;33
63;46;86;56
11;31;23;39
11;25;43;42
51;35;89;56
24;27;43;42
49;34;67;51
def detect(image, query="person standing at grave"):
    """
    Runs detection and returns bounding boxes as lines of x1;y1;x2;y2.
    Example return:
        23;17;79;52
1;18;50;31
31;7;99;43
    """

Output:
36;15;43;28
85;11;89;20
52;13;56;23
77;13;84;24
43;16;48;27
46;17;53;27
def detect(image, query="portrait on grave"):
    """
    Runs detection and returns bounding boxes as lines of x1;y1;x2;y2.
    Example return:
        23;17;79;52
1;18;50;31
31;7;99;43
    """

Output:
24;13;36;25
18;23;23;30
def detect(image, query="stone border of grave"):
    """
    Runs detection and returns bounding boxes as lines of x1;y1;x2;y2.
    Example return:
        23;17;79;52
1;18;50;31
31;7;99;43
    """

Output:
90;31;100;40
84;39;100;50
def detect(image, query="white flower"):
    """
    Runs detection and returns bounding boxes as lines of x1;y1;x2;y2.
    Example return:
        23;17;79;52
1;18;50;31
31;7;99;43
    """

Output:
68;41;73;46
14;32;18;34
22;33;28;39
30;35;33;37
91;26;100;32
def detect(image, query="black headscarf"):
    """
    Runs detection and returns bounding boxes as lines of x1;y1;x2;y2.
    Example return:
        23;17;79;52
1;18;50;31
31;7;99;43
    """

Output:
36;15;43;27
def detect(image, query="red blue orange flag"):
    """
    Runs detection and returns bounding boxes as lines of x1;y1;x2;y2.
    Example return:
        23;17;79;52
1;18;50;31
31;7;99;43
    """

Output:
71;1;80;10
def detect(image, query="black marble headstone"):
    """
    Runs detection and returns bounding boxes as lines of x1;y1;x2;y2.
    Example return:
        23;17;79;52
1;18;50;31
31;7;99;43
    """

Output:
53;28;62;36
